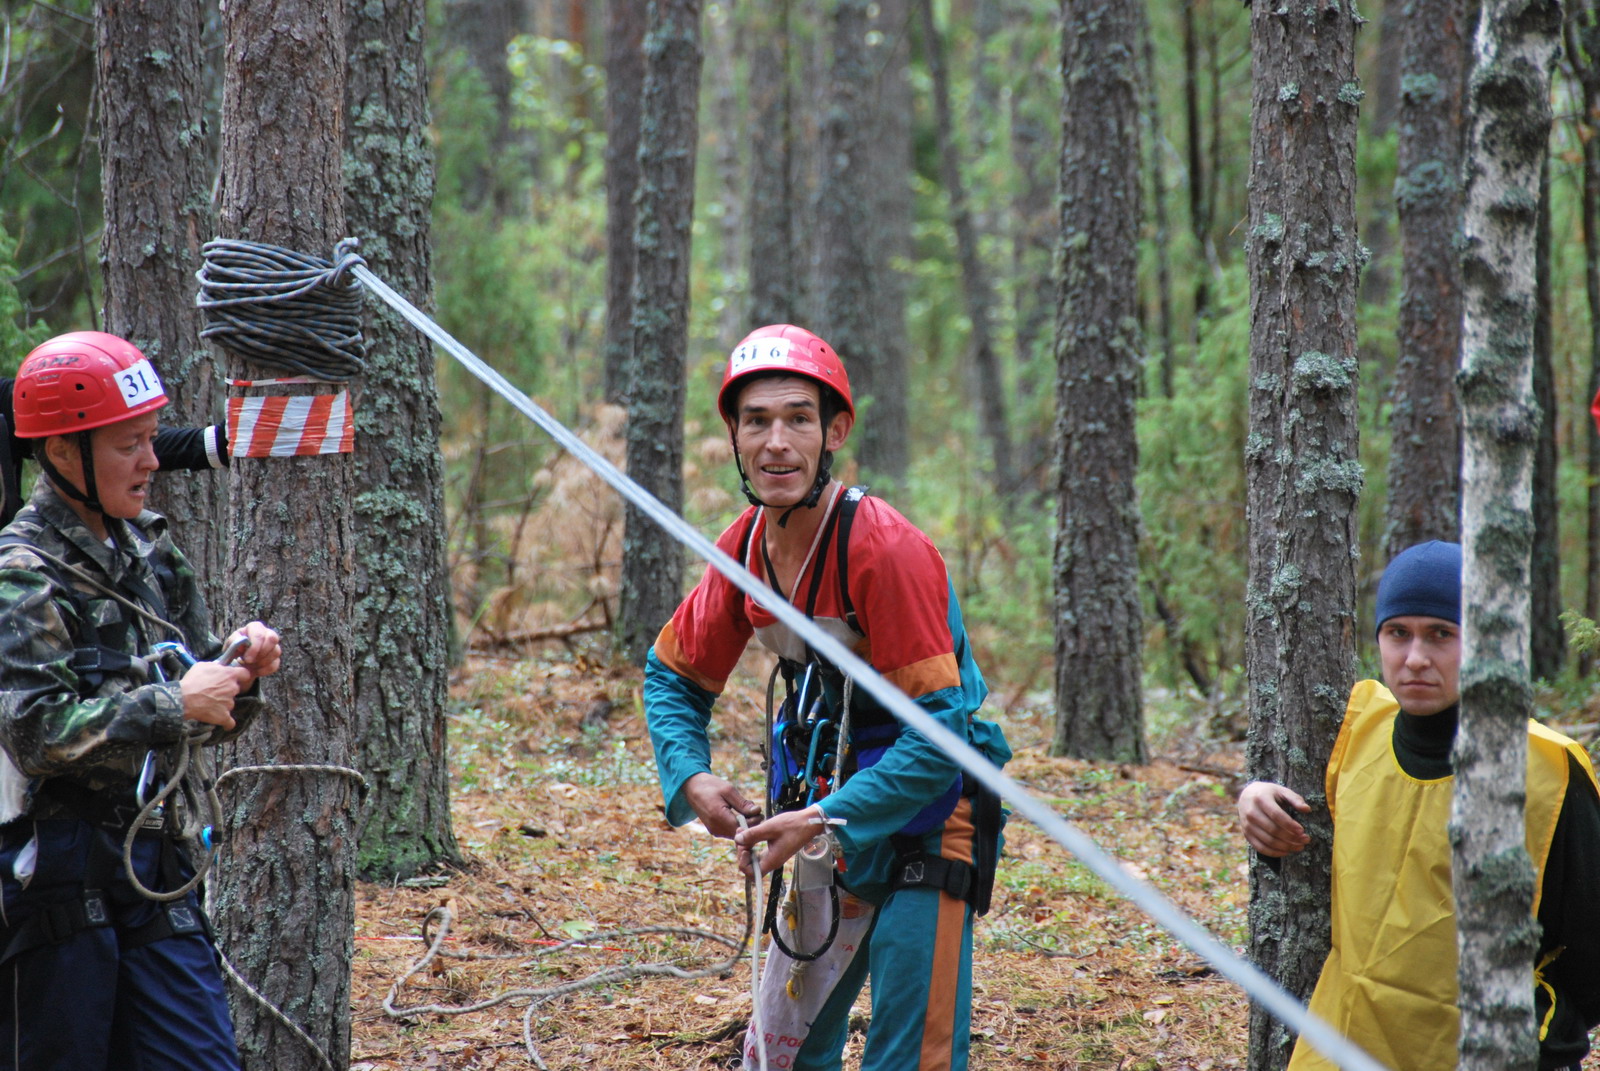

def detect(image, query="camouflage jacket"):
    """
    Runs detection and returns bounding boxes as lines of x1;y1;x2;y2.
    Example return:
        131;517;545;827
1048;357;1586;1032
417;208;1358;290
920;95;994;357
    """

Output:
0;477;261;821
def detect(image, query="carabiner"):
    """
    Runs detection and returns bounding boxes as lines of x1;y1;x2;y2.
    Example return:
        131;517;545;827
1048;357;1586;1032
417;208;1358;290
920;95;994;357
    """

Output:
136;749;159;807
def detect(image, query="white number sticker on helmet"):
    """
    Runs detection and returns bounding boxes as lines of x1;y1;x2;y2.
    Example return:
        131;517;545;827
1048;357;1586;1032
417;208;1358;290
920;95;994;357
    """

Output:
730;337;793;372
117;359;166;408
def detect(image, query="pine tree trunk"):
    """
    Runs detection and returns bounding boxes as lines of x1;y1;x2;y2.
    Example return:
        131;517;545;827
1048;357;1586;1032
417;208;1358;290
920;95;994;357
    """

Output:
1183;0;1210;323
1144;12;1177;400
1052;0;1145;763
706;5;745;347
1571;1;1600;677
813;0;900;482
1529;157;1564;680
1384;0;1468;559
1242;4;1363;1070
1359;0;1405;307
917;0;1013;494
1453;3;1559;1067
860;0;912;483
344;0;460;880
603;0;646;405
96;0;223;600
445;0;525;215
618;0;702;665
747;0;799;327
212;2;358;1066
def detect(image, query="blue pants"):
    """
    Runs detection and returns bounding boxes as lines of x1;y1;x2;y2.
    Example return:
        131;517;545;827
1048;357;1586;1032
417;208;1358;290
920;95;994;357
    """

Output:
0;819;239;1071
795;798;980;1071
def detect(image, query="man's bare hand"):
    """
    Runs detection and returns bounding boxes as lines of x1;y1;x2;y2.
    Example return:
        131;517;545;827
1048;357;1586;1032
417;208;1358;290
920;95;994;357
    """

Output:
733;807;827;877
224;621;281;682
180;662;251;730
683;772;762;839
1238;780;1311;857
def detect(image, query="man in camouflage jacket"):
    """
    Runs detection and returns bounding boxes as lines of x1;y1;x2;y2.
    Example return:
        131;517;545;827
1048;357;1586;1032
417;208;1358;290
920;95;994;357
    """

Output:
0;332;280;1071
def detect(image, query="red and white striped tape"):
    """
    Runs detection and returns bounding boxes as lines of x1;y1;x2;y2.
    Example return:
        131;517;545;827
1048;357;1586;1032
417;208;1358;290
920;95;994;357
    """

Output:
226;390;355;458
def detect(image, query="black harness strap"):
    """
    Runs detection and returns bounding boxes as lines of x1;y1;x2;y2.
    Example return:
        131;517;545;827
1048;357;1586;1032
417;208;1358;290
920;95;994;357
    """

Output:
0;416;21;529
888;781;1003;917
0;533;171;688
0;820;205;965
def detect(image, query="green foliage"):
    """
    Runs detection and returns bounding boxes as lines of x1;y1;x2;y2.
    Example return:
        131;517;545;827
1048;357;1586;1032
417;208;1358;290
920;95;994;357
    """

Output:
1560;609;1600;659
416;0;1600;727
1137;265;1251;695
0;226;51;370
0;0;101;329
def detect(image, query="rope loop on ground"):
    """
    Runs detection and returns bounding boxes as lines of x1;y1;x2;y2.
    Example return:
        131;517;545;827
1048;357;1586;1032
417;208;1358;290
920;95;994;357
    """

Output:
385;891;753;1070
196;237;368;381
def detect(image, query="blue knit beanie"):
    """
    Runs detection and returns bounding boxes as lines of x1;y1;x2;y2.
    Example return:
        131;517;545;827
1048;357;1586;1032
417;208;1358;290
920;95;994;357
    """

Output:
1374;540;1461;634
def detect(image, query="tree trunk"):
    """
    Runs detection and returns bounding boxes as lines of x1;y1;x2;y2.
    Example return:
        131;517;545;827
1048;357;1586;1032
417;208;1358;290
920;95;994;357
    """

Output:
1529;156;1563;681
813;0;890;477
602;0;646;405
917;0;1013;494
212;2;358;1067
1383;0;1468;560
746;0;799;327
706;4;745;347
1570;1;1600;677
1052;0;1145;763
1183;0;1210;322
1007;5;1057;487
1242;4;1363;1070
859;0;912;483
344;0;460;880
1453;3;1559;1067
96;0;223;600
443;0;526;215
1358;0;1405;307
618;0;702;665
1144;10;1177;400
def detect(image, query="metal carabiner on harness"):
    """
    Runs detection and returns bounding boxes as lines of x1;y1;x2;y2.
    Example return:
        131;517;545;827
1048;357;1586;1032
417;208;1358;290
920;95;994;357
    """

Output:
136;643;199;809
136;636;249;807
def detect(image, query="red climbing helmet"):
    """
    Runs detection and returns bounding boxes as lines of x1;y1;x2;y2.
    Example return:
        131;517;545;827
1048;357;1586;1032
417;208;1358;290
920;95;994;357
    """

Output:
717;324;854;423
13;331;168;438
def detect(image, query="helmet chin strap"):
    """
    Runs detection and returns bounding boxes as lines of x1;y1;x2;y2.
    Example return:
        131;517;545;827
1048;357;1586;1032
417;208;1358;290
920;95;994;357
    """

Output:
38;431;108;519
731;433;833;528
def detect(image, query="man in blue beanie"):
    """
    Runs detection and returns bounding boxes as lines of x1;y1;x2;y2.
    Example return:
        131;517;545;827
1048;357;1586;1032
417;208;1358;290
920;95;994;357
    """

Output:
1238;541;1600;1071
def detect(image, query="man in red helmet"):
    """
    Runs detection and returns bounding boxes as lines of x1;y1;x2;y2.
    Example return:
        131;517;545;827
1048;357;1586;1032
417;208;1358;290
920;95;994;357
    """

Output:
646;325;1010;1071
0;332;280;1070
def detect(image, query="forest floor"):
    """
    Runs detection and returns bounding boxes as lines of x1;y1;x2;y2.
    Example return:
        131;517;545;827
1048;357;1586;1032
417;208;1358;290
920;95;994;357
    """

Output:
344;644;1262;1070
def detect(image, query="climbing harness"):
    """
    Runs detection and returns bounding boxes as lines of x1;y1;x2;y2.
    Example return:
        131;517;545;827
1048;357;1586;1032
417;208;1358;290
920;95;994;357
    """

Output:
211;239;1382;1071
0;533;366;1071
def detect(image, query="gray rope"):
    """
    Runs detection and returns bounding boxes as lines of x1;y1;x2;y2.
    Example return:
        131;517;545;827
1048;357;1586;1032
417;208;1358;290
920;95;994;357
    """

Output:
195;238;368;381
217;952;338;1071
385;901;751;1069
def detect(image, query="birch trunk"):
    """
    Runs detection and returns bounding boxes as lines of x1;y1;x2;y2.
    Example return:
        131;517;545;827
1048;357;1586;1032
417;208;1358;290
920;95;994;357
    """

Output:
1453;1;1560;1067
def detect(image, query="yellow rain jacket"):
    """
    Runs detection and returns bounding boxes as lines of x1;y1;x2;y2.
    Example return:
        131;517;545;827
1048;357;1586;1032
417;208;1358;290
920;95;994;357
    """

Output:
1288;679;1598;1071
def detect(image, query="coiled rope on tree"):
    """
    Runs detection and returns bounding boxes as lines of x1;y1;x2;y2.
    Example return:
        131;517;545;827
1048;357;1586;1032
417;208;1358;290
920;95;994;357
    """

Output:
195;238;368;381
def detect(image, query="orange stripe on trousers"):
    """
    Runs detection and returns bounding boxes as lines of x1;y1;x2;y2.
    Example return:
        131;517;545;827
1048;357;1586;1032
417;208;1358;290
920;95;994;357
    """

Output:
919;798;975;1070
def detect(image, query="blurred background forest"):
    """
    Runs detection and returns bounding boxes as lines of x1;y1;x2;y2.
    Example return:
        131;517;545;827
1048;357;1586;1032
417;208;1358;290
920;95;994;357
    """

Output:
1;0;1594;731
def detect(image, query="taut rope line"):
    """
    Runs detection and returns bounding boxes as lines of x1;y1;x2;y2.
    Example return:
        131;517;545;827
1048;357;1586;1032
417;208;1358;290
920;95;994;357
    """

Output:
200;238;1386;1071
